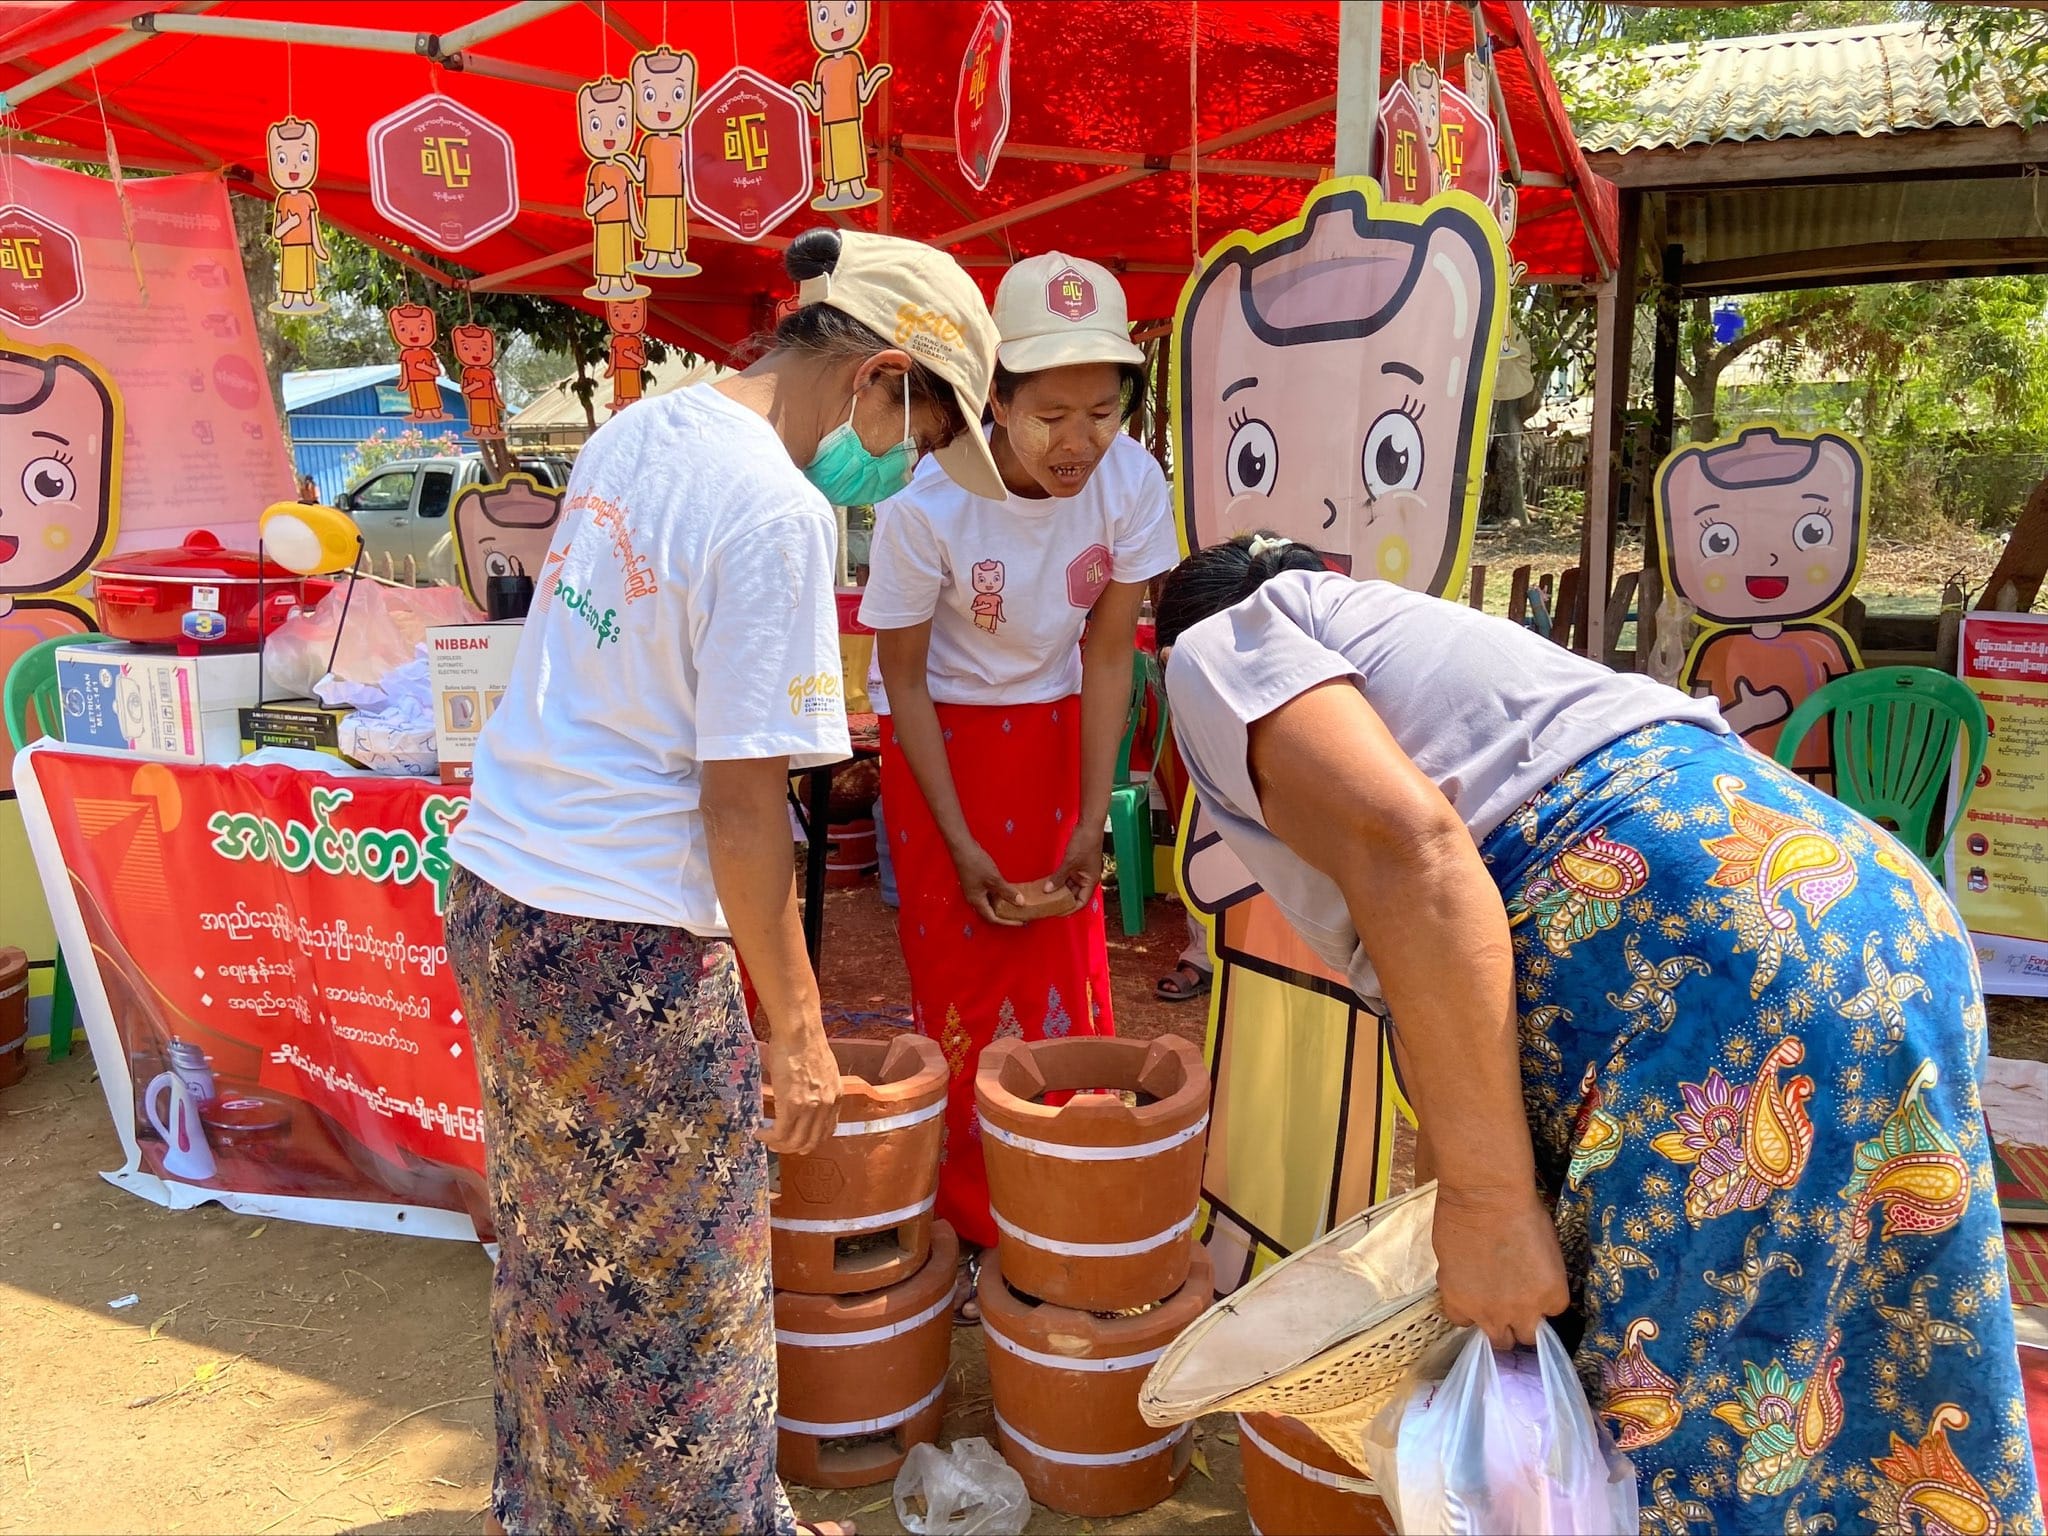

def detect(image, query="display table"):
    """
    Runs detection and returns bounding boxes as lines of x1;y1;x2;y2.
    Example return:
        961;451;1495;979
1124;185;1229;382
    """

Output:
14;741;487;1240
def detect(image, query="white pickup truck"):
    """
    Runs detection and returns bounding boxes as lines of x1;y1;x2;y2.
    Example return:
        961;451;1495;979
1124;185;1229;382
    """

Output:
336;452;573;585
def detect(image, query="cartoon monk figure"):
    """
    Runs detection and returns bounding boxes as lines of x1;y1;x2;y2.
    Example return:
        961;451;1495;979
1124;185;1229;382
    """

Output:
795;0;892;211
623;48;701;278
0;340;123;789
386;304;447;422
969;558;1005;633
604;296;647;414
449;323;504;441
1657;424;1868;769
448;473;564;610
1172;177;1505;1292
265;117;330;315
577;77;649;301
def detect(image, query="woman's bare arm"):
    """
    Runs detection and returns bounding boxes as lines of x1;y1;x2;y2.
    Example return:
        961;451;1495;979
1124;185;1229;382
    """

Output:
1246;678;1567;1347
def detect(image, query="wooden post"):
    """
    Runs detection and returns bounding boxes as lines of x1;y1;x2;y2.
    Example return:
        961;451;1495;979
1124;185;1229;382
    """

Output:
1556;567;1584;650
1581;190;1644;664
1935;579;1965;675
1605;570;1641;668
1975;473;2048;613
1508;566;1532;624
1334;2;1382;179
1640;242;1681;669
1467;563;1488;611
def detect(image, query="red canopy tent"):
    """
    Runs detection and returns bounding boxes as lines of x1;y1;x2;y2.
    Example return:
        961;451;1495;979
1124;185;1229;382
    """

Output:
0;1;1614;353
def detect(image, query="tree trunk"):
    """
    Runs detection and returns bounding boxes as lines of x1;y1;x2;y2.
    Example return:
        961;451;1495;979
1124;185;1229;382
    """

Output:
1976;473;2048;613
1686;356;1723;443
1480;397;1528;525
567;326;599;434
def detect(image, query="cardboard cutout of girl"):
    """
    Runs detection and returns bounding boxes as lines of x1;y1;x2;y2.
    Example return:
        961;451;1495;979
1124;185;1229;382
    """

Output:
265;117;330;316
449;322;505;441
794;0;891;211
1170;176;1506;1292
1655;424;1869;770
577;77;651;301
623;48;701;278
385;304;447;423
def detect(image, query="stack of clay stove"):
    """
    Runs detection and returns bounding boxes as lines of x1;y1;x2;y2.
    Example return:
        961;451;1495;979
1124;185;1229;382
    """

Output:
767;1034;954;1491
975;1035;1212;1518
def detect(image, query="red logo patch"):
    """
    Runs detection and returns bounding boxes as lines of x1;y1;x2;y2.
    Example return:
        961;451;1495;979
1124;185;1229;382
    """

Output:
1066;543;1112;607
1047;267;1096;322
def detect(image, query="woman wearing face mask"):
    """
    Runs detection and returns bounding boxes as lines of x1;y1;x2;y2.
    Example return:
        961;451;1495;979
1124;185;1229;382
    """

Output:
445;228;1001;1536
860;253;1179;1320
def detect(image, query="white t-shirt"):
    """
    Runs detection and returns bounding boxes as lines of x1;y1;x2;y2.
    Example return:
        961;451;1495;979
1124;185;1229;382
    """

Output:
451;384;849;935
858;433;1179;705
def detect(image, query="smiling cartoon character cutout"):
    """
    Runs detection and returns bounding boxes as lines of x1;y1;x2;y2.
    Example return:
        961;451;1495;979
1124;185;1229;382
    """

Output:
1657;425;1868;770
794;1;892;211
623;48;701;279
385;304;447;423
577;77;650;301
449;474;564;611
265;117;330;316
449;322;504;441
1170;176;1506;1292
0;338;123;787
604;297;648;414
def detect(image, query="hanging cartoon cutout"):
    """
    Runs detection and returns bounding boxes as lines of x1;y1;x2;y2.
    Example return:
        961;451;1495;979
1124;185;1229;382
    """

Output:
385;304;447;422
1170;176;1507;1291
0;338;124;789
605;296;647;413
795;1;891;211
449;474;564;610
449;322;504;441
1656;425;1869;770
265;117;330;315
623;48;701;278
577;76;651;301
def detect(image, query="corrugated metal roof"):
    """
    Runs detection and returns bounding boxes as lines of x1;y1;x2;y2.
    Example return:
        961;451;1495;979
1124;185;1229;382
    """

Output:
282;364;402;412
1572;20;2039;155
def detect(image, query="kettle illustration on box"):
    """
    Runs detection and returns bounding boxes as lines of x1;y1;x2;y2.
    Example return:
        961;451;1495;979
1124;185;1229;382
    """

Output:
145;1041;218;1181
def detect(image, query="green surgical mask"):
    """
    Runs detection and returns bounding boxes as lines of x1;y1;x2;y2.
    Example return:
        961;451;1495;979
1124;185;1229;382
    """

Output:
803;374;918;507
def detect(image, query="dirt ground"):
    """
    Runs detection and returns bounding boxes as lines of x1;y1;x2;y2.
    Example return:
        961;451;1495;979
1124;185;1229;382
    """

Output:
0;886;1248;1536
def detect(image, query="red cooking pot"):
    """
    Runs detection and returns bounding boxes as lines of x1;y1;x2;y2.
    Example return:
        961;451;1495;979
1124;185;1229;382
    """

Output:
89;531;336;648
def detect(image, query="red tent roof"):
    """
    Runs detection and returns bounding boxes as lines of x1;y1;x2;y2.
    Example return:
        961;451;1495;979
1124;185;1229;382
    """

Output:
0;2;1616;353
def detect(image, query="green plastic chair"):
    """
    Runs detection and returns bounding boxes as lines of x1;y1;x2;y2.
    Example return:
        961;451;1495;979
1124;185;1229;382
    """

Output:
4;630;123;1061
1108;649;1171;937
1772;665;1989;872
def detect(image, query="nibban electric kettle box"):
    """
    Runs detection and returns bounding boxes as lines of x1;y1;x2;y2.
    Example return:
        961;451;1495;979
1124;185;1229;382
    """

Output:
427;622;523;784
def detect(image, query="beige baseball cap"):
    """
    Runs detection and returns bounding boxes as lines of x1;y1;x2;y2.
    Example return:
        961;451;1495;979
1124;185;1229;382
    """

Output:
796;229;1006;501
994;252;1145;374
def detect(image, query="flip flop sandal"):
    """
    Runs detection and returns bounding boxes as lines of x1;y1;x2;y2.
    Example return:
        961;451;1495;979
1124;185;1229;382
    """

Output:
953;1250;983;1326
1155;961;1213;1003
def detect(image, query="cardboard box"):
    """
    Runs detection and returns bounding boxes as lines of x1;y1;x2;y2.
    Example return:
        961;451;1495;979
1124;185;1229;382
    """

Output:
55;644;263;765
426;622;523;784
239;699;355;761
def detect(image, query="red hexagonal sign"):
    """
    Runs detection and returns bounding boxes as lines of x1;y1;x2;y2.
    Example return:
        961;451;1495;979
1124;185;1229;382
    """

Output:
955;2;1013;192
0;204;85;329
686;67;813;243
368;93;520;253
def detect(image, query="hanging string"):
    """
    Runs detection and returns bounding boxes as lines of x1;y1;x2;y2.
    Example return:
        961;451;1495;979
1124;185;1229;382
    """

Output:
1188;0;1200;267
91;62;148;301
285;34;294;118
729;0;742;71
662;0;670;46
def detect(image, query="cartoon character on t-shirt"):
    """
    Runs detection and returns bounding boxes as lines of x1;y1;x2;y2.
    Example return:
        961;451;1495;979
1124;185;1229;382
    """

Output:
1169;176;1508;1290
970;558;1006;634
1656;425;1868;771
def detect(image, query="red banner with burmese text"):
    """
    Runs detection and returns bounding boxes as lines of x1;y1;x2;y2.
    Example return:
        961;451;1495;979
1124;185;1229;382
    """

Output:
17;747;488;1237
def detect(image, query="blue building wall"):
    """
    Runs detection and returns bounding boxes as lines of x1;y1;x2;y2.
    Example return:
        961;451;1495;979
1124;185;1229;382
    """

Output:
287;377;473;501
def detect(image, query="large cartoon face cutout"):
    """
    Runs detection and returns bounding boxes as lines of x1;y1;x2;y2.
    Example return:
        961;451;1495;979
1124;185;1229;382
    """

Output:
632;47;696;132
0;340;123;596
450;474;564;608
266;118;319;191
1658;426;1869;627
1173;179;1506;598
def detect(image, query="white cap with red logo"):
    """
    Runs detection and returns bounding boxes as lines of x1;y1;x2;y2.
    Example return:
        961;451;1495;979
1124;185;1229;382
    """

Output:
993;251;1145;374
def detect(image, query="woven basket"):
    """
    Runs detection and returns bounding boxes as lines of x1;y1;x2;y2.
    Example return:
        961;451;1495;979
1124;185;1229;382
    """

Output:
1138;1183;1454;1472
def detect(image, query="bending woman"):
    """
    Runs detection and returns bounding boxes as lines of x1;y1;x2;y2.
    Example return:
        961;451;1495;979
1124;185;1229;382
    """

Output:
1155;533;2039;1531
446;229;1002;1536
860;253;1179;1312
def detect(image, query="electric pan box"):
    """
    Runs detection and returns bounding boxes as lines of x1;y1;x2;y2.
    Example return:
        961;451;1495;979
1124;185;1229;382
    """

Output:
427;623;524;785
55;643;261;765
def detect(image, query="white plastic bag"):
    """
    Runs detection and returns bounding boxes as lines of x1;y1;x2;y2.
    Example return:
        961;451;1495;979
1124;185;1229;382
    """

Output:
265;580;481;698
1361;1322;1638;1535
892;1438;1030;1536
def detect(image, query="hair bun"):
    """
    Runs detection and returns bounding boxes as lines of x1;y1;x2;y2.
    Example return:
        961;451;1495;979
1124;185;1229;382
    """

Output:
784;227;842;284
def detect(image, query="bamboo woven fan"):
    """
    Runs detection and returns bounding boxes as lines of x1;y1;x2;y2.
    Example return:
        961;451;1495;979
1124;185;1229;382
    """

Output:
1139;1183;1454;1472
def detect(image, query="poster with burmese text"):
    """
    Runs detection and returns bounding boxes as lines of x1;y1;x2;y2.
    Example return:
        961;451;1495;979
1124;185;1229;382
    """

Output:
1951;611;2048;997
